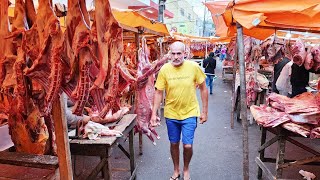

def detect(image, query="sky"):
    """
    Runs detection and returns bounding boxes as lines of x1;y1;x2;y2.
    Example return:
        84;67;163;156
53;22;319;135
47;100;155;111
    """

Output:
186;0;206;18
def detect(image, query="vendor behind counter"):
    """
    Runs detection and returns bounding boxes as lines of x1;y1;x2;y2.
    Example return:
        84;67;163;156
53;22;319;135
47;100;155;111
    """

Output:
272;57;290;94
290;63;320;97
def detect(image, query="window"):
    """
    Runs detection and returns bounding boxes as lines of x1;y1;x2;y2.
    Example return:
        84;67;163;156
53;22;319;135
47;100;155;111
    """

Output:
188;13;191;20
180;8;185;16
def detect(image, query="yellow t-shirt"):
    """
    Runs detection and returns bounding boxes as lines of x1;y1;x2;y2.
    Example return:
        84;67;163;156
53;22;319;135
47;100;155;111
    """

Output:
155;60;206;120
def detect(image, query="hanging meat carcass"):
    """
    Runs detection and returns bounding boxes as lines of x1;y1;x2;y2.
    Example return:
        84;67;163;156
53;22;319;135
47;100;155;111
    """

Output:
0;0;14;123
23;0;64;115
135;38;167;145
3;0;54;154
63;0;94;116
311;45;320;63
291;39;306;66
304;46;314;70
86;0;136;122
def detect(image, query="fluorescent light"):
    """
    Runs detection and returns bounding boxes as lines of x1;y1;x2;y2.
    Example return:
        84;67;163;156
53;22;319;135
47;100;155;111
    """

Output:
285;33;292;39
147;10;153;13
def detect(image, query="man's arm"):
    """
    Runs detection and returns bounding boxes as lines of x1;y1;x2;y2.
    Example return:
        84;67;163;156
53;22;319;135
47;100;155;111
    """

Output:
198;81;208;124
150;89;164;127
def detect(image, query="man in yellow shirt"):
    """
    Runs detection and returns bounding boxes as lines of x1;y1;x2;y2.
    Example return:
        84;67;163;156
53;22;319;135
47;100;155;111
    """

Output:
151;41;208;180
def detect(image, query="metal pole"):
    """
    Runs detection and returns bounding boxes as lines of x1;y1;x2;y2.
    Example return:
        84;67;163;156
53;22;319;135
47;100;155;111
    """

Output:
202;0;207;36
236;22;249;180
158;0;165;23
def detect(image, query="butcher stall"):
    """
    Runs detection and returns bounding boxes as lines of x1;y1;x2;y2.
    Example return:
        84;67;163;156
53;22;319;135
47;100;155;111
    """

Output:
206;0;320;179
0;0;172;179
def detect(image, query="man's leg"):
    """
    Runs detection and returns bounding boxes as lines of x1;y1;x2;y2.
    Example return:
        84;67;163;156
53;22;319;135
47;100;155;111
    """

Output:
181;117;197;179
171;143;180;178
183;144;193;179
166;118;182;179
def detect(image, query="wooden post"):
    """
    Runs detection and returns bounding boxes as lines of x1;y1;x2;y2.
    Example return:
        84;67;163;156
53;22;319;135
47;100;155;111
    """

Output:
231;40;238;129
276;129;286;179
52;95;73;180
257;127;267;179
135;32;143;155
205;41;208;58
236;22;249;180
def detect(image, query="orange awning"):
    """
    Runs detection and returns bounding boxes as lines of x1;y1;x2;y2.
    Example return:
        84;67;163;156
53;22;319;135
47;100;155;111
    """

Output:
171;32;231;43
206;0;320;40
112;9;169;36
205;0;230;38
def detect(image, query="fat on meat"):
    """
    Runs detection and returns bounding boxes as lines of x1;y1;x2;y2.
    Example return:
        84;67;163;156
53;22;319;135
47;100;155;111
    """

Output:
282;122;311;137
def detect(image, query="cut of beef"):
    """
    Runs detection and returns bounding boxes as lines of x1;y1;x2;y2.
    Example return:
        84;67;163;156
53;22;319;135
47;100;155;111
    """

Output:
250;105;290;128
282;122;311;137
268;92;320;116
310;127;320;139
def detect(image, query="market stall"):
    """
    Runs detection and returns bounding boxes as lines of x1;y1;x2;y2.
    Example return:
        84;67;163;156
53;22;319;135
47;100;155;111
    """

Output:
0;0;172;179
206;0;320;179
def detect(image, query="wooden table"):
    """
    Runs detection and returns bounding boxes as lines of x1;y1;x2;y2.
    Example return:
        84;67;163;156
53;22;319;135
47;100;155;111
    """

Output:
69;114;137;180
256;126;320;180
222;66;233;82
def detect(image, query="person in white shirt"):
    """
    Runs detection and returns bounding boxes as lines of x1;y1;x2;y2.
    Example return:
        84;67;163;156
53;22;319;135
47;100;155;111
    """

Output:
276;60;293;96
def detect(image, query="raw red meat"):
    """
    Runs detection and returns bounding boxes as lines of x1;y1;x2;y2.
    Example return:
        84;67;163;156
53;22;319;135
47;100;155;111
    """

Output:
267;92;320;115
304;46;314;70
282;123;311;137
311;45;320;63
291;39;306;66
250;105;290;128
310;127;320;139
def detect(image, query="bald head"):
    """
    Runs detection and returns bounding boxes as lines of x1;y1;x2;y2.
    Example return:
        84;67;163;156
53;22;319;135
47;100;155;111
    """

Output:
170;41;186;52
168;41;186;67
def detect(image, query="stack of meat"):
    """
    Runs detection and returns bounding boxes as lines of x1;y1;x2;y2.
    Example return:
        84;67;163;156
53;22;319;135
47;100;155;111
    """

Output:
250;92;320;139
291;39;320;71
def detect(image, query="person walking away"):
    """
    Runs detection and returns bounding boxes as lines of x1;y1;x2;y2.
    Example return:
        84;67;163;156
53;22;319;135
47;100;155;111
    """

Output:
276;60;293;96
272;57;290;94
220;45;227;61
203;52;216;94
150;41;208;180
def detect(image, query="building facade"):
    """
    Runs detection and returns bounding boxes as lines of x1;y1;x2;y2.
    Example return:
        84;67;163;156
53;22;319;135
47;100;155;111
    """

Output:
109;0;174;20
164;0;202;36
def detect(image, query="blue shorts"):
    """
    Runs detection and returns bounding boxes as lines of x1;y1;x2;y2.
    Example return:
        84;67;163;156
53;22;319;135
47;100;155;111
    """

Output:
165;117;197;145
